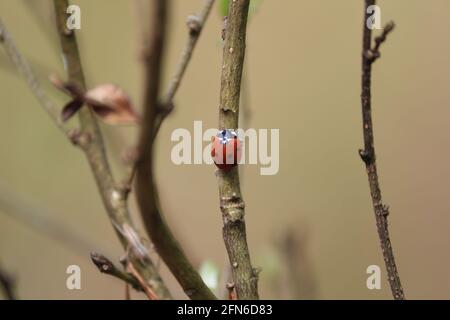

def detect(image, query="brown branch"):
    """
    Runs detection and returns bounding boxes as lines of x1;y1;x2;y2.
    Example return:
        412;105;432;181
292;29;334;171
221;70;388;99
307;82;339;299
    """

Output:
0;0;172;299
359;0;404;300
122;0;215;197
58;0;167;296
126;260;159;300
0;19;67;135
90;252;142;292
51;0;171;299
165;0;215;103
134;0;216;300
216;0;259;300
153;0;215;136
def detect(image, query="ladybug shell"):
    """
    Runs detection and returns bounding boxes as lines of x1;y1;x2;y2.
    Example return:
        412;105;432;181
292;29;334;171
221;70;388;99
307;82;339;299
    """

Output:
211;133;242;170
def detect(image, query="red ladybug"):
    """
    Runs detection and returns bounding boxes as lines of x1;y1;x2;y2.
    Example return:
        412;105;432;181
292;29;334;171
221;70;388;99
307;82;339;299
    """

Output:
211;129;242;170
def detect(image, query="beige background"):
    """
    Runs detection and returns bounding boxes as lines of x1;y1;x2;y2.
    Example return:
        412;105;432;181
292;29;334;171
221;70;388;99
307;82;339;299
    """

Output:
0;0;449;299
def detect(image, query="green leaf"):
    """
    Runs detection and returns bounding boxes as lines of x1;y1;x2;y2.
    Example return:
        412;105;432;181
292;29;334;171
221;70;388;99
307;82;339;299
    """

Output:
219;0;229;17
199;260;220;292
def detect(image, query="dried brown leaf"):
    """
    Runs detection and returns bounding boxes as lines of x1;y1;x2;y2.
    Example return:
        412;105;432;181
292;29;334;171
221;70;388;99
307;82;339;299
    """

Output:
84;84;140;125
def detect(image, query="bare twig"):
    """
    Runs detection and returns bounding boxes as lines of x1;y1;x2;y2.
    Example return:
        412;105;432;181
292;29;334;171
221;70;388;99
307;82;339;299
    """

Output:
359;0;404;300
90;252;142;292
126;260;159;300
123;0;215;199
134;0;216;300
216;0;259;300
52;0;171;299
54;0;172;299
153;0;215;135
0;264;16;300
0;1;172;299
0;19;67;135
165;0;215;103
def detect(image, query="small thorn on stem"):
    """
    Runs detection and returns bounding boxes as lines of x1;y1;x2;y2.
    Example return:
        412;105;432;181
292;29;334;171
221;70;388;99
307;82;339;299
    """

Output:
156;101;174;116
226;282;236;300
358;149;373;165
186;15;201;35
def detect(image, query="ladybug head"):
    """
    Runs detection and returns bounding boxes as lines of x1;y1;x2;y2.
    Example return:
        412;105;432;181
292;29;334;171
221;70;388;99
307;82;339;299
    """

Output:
211;129;242;170
217;129;237;144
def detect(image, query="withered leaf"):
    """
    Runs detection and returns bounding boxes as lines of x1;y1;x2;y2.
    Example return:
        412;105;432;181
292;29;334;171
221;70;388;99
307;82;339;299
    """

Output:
51;74;140;125
84;84;140;125
61;98;84;122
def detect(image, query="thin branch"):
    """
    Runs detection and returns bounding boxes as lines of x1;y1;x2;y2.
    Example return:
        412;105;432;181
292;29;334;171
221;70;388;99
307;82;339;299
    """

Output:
216;0;259;299
0;19;67;135
372;22;395;56
123;0;215;199
134;0;216;300
165;0;215;103
125;260;159;300
51;0;171;299
0;1;171;299
153;0;215;135
359;0;404;300
0;264;16;300
90;252;142;292
54;0;170;298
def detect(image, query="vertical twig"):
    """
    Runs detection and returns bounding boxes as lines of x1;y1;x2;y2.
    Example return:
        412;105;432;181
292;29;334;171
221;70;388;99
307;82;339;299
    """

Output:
217;0;259;300
359;0;404;300
3;0;174;299
126;261;159;300
134;0;216;300
52;0;171;299
165;0;215;103
126;0;216;193
154;0;216;136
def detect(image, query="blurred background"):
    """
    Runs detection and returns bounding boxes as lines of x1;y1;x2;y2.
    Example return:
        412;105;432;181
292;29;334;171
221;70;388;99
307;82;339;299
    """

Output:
0;0;449;299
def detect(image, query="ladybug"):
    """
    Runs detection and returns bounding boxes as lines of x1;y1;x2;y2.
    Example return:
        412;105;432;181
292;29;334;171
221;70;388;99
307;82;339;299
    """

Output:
211;129;242;170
